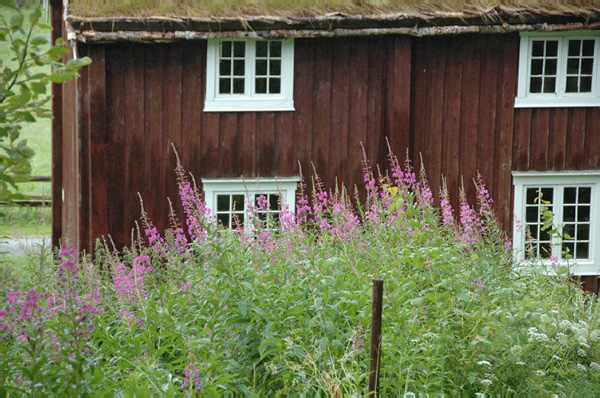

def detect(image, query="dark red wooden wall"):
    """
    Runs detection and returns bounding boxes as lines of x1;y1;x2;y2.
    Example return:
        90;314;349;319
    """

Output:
411;34;600;234
54;31;599;295
63;37;411;252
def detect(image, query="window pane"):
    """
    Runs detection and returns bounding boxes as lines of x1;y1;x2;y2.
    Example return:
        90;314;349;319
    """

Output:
526;206;538;222
576;242;589;259
270;60;281;75
233;60;245;76
270;41;282;57
256;41;268;57
541;188;553;203
563;242;574;258
532;40;545;56
546;40;558;56
233;78;245;94
539;228;552;242
578;206;590;222
581;58;594;74
219;78;231;94
217;194;230;211
543;77;556;93
563;223;575;238
530;77;542;93
564;187;577;203
583;40;595;56
579;187;591;203
221;41;232;57
545;59;557;75
269;78;281;94
256;78;267;94
580;77;592;93
526;187;539;204
232;195;245;211
566;76;578;93
233;41;245;57
219;60;231;76
577;224;590;240
528;224;539;239
540;242;551;258
564;205;576;221
531;59;543;75
256;59;267;76
217;213;230;227
269;194;280;210
567;58;580;75
568;40;581;57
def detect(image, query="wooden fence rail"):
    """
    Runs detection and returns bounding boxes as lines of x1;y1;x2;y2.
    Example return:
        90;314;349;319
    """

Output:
1;176;52;207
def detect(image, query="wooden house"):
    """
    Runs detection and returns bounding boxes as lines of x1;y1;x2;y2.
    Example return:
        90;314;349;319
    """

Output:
51;1;600;292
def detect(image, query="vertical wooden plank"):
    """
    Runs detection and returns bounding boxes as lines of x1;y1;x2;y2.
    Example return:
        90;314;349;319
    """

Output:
181;41;205;177
51;0;63;248
311;38;332;184
529;108;550;170
512;108;531;171
411;39;428;177
477;35;499;197
565;108;586;170
275;111;294;176
548;109;568;171
256;113;275;177
584;108;599;169
366;37;386;176
328;38;350;187
494;34;518;230
219;113;239;176
163;43;183;228
441;36;463;207
144;44;164;229
105;45;126;248
459;35;481;200
239;113;257;177
124;44;145;246
427;37;446;198
292;40;314;179
348;37;368;196
386;36;411;159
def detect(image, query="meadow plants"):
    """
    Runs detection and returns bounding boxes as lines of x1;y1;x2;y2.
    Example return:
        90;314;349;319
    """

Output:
1;151;600;395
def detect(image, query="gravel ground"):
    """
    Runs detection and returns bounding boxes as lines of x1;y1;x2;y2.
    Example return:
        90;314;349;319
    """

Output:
0;237;49;257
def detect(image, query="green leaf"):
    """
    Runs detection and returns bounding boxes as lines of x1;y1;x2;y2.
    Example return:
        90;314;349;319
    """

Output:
30;35;47;46
30;82;46;94
66;57;92;70
10;12;24;29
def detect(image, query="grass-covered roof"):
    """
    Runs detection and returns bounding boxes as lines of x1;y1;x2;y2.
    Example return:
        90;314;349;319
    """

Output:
64;1;600;42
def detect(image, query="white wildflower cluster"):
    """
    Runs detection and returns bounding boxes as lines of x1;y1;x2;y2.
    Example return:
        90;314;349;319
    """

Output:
422;332;437;339
516;361;526;366
528;327;549;342
591;330;600;342
510;345;522;356
540;313;551;323
552;355;562;361
578;348;587;357
535;370;545;377
477;360;492;367
556;332;568;344
590;362;600;372
577;363;587;372
480;379;493;387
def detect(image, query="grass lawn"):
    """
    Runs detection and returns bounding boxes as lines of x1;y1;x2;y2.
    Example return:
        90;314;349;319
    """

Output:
1;6;53;237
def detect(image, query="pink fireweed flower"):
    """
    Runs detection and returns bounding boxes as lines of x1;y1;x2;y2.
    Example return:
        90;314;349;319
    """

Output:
476;173;494;218
182;364;202;392
439;186;456;229
459;188;480;245
475;280;488;292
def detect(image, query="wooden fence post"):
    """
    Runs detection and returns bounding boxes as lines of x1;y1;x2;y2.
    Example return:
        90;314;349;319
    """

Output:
368;279;384;396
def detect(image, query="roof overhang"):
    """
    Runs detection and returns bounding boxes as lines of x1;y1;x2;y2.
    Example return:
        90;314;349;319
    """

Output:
65;5;600;43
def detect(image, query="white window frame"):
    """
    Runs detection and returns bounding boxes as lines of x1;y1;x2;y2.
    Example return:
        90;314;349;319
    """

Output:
204;38;295;112
515;31;600;108
512;171;600;275
202;177;299;228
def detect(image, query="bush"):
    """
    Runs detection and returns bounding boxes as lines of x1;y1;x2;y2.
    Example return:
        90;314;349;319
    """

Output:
1;151;599;395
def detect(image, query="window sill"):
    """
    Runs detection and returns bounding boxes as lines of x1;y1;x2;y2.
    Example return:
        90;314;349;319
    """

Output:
204;99;294;112
514;96;600;108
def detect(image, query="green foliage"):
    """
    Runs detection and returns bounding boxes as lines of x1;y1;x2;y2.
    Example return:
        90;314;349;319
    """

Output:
1;156;600;395
0;3;90;203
